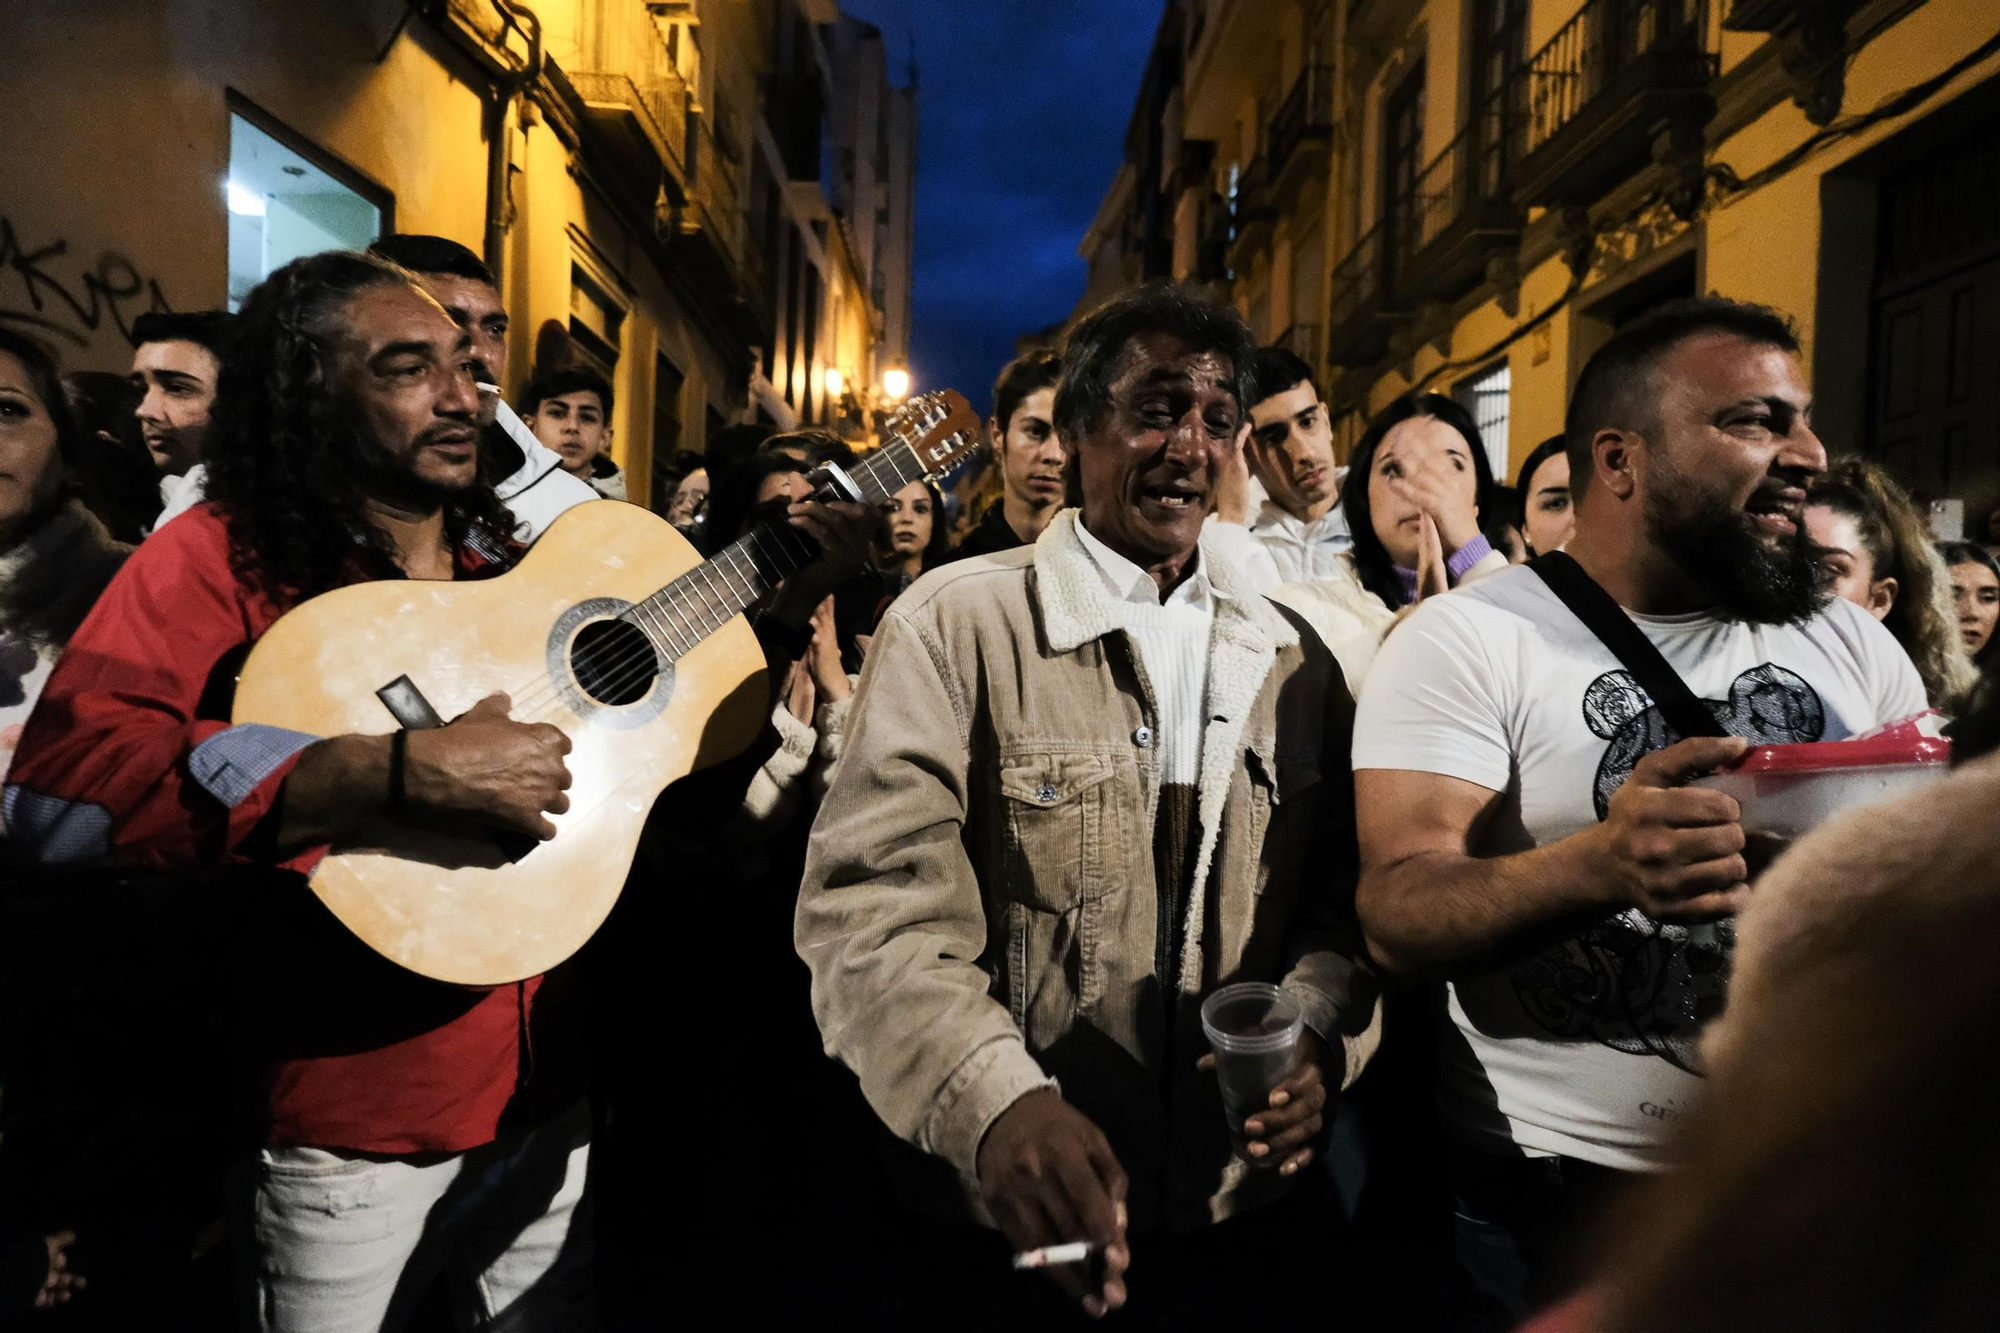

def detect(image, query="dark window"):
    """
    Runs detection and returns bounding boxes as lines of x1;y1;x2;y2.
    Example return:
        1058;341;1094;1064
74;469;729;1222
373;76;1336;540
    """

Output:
1472;0;1528;197
568;267;623;377
1383;62;1427;279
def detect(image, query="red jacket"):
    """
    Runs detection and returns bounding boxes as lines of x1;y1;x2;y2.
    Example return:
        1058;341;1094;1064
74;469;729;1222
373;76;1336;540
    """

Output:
5;505;574;1155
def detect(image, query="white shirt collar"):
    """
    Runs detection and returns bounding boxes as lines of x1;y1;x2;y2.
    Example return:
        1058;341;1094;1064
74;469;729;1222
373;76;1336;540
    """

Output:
1075;516;1224;609
1252;490;1351;540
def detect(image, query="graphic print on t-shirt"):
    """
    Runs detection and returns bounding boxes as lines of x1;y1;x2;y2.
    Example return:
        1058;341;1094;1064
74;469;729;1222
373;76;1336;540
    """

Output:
1509;663;1828;1073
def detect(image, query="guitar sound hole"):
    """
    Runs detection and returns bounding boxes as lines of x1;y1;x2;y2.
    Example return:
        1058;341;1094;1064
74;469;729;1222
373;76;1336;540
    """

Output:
570;618;658;706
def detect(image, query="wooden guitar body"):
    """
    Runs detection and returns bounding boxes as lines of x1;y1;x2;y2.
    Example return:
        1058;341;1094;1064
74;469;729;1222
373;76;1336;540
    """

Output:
232;501;769;986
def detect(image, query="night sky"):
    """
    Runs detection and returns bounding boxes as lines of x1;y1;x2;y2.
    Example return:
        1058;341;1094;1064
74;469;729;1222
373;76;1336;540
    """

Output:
844;0;1168;420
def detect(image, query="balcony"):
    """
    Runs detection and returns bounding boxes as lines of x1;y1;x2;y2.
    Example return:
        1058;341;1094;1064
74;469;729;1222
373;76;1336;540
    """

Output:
665;118;765;343
1325;220;1410;367
1268;65;1335;196
1228;155;1277;268
570;3;689;201
1512;0;1718;209
1396;95;1525;305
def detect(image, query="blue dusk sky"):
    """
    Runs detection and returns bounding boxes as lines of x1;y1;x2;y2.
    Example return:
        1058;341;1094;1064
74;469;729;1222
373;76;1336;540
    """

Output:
842;0;1169;418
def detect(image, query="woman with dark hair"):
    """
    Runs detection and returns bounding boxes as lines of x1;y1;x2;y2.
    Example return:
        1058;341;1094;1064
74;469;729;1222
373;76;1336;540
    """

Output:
1941;540;2000;669
1342;393;1505;609
0;327;118;1315
692;444;857;859
0;329;129;793
1804;460;1978;710
875;479;950;594
700;449;814;558
1271;392;1506;681
1515;434;1574;557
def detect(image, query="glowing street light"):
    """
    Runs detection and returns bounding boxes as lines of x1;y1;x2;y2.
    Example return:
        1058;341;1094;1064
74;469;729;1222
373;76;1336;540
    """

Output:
880;366;911;401
823;366;846;399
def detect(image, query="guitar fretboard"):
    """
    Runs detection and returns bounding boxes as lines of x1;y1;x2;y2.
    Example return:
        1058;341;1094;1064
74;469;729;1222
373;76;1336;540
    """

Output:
620;415;947;659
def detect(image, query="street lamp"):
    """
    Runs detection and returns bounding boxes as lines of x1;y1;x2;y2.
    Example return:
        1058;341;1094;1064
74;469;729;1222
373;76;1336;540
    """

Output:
823;366;846;399
880;366;911;402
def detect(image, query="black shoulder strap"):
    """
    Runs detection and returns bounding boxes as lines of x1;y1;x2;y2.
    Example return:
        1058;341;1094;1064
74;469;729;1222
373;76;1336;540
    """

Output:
1528;551;1726;740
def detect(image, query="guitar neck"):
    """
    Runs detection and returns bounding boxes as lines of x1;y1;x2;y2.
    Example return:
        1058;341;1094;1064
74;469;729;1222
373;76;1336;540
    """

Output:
625;443;923;655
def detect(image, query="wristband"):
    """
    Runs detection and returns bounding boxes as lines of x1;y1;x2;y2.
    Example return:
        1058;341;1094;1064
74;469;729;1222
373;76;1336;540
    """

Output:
388;729;409;813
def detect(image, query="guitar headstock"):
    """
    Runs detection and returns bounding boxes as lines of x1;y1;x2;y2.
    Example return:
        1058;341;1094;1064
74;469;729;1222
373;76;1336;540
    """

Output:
881;389;984;482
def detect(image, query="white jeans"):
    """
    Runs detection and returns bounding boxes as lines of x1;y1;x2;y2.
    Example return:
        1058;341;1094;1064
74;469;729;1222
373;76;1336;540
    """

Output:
244;1104;594;1333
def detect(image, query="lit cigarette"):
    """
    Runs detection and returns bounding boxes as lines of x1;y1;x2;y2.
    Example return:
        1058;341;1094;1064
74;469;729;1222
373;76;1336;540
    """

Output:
1011;1240;1094;1270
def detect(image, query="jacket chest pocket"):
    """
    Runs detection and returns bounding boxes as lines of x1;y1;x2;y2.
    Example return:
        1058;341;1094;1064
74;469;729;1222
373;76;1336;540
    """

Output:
1245;745;1324;893
996;753;1122;912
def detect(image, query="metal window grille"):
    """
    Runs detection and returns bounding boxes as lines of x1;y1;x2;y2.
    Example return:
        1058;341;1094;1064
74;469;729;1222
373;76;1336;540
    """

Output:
1455;361;1511;478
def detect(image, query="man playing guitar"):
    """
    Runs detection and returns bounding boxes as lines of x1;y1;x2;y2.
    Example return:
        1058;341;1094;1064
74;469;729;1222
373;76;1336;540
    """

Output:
4;250;873;1330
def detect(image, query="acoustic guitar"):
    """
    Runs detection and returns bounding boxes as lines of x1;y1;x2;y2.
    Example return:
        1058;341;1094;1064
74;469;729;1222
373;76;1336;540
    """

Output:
233;390;981;985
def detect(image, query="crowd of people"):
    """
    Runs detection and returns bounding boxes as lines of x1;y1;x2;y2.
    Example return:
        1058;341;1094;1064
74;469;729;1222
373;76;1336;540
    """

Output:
2;236;1999;1333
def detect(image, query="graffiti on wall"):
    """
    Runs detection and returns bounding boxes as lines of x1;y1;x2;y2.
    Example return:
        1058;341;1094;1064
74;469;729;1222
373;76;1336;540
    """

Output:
0;217;174;352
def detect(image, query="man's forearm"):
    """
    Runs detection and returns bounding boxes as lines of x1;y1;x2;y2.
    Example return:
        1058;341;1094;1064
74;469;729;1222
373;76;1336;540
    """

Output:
1358;827;1615;979
272;733;392;853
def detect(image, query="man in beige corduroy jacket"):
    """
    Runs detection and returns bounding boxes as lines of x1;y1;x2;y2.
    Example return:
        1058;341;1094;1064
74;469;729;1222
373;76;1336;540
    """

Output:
796;284;1380;1324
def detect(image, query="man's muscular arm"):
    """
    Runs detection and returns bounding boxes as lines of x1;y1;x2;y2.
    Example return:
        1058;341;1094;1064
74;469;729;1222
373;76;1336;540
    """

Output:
1356;735;1752;979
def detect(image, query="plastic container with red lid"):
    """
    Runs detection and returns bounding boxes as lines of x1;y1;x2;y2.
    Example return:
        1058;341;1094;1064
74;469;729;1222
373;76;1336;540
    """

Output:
1693;716;1952;840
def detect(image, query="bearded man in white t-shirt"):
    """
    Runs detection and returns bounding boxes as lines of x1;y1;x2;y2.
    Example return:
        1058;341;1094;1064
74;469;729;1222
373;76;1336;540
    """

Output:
1350;296;1925;1320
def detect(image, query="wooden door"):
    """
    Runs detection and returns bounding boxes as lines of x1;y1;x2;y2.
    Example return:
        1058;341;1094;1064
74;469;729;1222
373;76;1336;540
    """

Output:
1869;124;2000;519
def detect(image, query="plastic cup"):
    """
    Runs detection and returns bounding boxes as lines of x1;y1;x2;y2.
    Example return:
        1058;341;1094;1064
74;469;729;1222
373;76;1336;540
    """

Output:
1200;982;1304;1166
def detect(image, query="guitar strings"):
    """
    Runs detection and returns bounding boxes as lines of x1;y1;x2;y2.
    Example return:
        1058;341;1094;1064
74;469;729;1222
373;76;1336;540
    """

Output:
495;520;812;726
498;477;841;725
506;404;960;723
494;411;964;729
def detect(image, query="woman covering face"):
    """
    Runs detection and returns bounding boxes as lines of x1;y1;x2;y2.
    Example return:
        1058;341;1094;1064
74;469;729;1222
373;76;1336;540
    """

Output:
1340;393;1501;612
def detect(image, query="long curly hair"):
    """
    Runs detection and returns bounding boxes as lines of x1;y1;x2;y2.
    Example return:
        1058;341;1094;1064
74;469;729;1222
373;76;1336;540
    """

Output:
203;250;516;601
1809;459;1979;710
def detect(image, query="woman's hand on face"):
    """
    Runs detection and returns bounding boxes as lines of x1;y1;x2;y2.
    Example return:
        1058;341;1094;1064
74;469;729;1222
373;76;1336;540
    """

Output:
1386;446;1481;553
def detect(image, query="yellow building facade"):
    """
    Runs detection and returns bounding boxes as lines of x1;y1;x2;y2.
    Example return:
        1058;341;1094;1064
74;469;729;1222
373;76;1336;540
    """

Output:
0;0;915;509
1097;0;2000;523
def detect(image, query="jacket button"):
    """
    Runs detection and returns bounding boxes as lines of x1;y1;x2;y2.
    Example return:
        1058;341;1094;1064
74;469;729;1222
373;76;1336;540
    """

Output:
1133;726;1154;748
1036;783;1058;803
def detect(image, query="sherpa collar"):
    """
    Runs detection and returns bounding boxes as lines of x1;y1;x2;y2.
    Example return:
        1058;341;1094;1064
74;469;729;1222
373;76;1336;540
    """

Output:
1032;509;1298;656
1032;508;1298;992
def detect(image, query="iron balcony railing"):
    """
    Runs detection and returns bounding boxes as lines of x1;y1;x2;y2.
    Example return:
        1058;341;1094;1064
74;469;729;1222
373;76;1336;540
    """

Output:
1408;91;1519;261
1268;64;1335;172
1327;218;1388;335
683;116;752;279
1520;0;1715;161
571;1;689;179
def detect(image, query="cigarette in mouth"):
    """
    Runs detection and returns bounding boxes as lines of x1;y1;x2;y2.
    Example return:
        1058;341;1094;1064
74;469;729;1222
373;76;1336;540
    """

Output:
1011;1240;1095;1270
